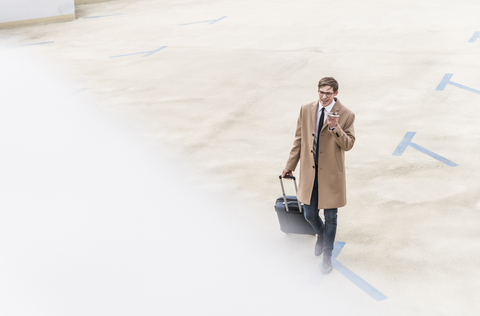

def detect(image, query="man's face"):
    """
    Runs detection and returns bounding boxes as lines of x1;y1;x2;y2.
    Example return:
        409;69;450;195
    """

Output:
318;85;338;107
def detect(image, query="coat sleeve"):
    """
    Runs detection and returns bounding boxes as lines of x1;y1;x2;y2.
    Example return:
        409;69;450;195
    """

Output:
285;107;303;171
329;112;355;151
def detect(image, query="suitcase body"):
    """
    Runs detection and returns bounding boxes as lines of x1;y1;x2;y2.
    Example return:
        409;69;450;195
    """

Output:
274;176;316;235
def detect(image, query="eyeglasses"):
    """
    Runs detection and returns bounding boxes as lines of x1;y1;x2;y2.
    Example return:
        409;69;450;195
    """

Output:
318;91;334;97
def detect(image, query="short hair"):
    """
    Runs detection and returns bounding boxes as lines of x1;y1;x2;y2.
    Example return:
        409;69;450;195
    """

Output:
318;77;339;92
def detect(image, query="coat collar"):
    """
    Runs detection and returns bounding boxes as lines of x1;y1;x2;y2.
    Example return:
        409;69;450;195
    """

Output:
331;97;342;114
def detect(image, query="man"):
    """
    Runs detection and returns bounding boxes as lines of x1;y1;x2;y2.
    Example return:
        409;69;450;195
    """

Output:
282;77;355;274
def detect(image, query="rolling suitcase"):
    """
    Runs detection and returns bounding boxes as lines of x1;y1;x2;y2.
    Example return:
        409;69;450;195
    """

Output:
274;175;316;235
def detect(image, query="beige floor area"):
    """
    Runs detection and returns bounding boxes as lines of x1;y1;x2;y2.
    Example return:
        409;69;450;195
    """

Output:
1;0;480;315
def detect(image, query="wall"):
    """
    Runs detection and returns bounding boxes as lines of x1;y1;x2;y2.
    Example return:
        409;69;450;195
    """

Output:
0;0;75;28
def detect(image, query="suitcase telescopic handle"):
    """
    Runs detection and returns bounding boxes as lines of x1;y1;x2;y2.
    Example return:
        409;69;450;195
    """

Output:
278;175;303;213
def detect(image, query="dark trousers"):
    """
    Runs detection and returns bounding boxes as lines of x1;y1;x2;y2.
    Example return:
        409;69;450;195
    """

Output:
303;169;338;258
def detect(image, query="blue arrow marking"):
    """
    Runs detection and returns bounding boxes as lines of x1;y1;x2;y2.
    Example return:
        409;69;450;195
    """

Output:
310;242;388;301
392;132;458;166
468;31;480;43
180;16;227;26
436;74;480;95
109;46;168;58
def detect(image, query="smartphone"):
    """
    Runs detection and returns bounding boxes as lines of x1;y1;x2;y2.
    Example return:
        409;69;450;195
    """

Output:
327;112;339;118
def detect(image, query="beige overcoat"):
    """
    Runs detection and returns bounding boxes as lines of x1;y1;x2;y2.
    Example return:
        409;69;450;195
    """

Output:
285;98;355;209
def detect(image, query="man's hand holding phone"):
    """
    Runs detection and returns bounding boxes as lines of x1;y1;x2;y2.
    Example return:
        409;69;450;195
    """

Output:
326;111;339;128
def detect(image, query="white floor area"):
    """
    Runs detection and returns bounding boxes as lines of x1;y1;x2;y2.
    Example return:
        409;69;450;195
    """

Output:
1;0;480;315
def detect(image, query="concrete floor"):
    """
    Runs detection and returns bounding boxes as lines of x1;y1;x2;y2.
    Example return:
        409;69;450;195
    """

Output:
1;0;480;315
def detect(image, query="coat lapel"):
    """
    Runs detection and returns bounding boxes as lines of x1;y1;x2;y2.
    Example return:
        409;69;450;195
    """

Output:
311;101;318;130
331;98;342;115
311;101;329;132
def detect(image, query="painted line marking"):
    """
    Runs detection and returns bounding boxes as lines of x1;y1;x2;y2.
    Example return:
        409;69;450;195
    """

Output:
109;46;168;58
333;260;388;301
436;74;480;95
468;31;480;43
392;132;458;166
310;242;388;301
180;16;227;26
83;14;124;19
16;41;54;47
332;241;346;259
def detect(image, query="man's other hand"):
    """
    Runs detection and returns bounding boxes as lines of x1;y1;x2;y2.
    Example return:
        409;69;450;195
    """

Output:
282;169;293;179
